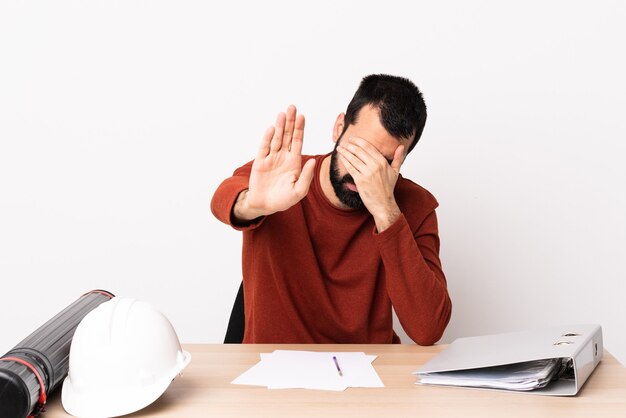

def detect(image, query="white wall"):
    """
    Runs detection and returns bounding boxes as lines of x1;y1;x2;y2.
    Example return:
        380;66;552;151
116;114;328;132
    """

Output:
1;1;625;365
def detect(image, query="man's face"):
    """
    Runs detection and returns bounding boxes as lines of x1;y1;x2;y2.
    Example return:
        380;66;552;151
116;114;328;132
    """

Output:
329;105;412;209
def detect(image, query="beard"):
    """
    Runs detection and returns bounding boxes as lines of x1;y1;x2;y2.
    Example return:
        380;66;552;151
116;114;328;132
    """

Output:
329;142;364;210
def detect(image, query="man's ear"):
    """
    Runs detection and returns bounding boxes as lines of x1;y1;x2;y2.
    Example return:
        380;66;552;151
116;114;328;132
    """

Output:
332;113;345;143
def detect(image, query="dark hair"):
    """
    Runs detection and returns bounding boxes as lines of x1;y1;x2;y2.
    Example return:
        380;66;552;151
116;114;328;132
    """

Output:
342;74;427;154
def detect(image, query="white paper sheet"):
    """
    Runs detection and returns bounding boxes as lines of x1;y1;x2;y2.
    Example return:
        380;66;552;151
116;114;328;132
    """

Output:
231;350;384;391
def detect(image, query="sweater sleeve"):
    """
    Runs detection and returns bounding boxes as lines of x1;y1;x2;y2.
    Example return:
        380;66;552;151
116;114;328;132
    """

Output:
210;160;266;231
374;210;452;345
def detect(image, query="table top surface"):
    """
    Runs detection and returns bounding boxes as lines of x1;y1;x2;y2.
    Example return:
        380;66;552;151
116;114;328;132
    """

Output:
43;344;626;418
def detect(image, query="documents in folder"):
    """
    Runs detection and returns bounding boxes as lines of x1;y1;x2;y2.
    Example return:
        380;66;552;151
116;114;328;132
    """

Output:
232;350;384;391
416;358;571;391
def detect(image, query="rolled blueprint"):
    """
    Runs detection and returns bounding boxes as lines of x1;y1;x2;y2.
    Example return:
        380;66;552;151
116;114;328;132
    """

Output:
0;290;114;418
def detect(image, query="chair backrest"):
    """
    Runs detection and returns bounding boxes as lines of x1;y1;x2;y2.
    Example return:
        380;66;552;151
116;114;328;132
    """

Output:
223;281;245;343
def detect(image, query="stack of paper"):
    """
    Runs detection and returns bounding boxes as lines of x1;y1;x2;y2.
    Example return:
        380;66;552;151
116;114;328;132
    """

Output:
415;358;568;391
232;350;384;391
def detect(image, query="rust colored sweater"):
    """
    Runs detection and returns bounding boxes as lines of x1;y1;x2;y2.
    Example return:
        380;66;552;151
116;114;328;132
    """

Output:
211;154;451;345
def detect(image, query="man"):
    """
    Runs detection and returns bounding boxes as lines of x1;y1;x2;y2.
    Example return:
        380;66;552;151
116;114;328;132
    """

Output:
211;74;451;345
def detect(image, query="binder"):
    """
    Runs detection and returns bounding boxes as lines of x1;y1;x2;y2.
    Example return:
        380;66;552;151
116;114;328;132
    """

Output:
414;324;603;396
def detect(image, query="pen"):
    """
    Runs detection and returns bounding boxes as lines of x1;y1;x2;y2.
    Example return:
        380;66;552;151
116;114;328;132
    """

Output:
332;356;343;376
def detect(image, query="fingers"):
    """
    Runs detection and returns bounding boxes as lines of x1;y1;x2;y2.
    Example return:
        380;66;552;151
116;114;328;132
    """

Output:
269;105;305;154
390;144;405;172
281;105;296;150
290;114;305;154
346;137;386;165
338;136;405;173
336;144;366;175
270;112;286;152
258;126;275;158
336;137;380;175
294;158;316;197
338;152;358;178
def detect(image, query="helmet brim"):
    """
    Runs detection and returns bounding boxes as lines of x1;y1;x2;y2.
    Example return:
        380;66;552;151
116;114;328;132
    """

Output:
61;350;191;418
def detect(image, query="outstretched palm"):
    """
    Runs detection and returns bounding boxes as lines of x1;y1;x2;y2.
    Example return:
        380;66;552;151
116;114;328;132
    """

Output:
246;105;316;216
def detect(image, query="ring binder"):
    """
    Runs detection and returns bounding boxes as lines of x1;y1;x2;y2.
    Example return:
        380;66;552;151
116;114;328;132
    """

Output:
414;324;603;396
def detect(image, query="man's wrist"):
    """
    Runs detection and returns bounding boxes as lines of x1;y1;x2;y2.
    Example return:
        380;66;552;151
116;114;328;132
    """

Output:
232;189;264;223
372;203;402;233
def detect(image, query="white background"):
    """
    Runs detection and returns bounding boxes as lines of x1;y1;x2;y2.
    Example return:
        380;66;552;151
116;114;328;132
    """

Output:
1;1;625;365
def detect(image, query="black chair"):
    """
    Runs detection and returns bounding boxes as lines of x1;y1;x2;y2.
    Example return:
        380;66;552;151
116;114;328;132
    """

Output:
224;281;245;343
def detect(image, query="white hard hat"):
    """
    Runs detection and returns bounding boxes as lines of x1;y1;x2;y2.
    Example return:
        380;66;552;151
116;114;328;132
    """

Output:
62;297;191;418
